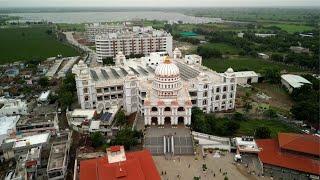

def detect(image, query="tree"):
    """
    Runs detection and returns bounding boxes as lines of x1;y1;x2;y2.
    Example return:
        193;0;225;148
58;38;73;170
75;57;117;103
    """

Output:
263;68;280;84
111;128;139;150
90;132;105;148
255;126;271;139
263;109;278;119
197;45;222;58
38;76;49;87
271;53;283;62
115;110;127;127
223;121;240;136
233;112;247;121
102;57;115;65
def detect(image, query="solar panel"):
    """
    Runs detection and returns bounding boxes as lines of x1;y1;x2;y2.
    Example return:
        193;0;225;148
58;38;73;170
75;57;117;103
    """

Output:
90;70;99;81
111;68;121;78
129;67;139;75
101;112;113;122
101;69;109;80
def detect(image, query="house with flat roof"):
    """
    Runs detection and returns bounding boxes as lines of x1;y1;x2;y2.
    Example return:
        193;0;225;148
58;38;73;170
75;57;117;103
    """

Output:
0;97;28;116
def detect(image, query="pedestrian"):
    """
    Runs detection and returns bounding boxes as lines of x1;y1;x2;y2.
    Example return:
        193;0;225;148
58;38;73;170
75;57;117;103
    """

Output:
219;168;221;173
161;171;163;175
188;164;190;168
214;173;215;177
165;171;167;175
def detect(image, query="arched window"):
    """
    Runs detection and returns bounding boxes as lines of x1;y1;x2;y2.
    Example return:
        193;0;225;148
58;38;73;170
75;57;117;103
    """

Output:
164;107;171;111
177;107;185;111
230;93;233;98
203;100;207;105
151;107;158;112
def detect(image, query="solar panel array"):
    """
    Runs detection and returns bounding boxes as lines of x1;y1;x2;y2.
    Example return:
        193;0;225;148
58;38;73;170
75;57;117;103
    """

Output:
144;137;164;155
173;136;194;155
175;61;200;80
101;69;109;80
90;70;99;81
100;112;113;122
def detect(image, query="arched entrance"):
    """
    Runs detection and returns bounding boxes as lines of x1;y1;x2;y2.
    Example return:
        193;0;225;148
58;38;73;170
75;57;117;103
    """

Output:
178;117;184;125
164;117;171;125
151;117;158;125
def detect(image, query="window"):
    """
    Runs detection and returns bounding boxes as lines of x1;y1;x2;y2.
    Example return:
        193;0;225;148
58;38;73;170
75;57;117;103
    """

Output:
215;95;220;100
164;107;171;111
204;84;208;89
203;100;207;105
83;88;88;93
97;96;103;101
177;107;185;111
230;93;233;98
222;94;227;99
203;91;208;97
231;85;234;91
85;96;89;101
216;87;220;93
151;107;158;112
223;86;227;92
96;88;102;93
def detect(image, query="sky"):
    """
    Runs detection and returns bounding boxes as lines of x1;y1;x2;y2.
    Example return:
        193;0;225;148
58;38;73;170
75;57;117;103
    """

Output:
0;0;319;7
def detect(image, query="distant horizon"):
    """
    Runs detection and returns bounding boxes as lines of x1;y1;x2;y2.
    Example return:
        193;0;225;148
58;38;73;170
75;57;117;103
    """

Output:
0;0;319;9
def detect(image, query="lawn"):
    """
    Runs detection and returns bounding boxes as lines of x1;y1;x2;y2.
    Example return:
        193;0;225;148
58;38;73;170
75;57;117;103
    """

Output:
237;119;299;138
203;43;240;54
202;57;305;73
0;25;79;64
264;23;314;33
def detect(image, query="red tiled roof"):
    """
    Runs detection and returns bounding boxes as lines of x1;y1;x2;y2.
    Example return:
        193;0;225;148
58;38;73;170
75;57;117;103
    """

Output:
278;133;320;156
80;149;161;180
109;146;121;152
256;139;320;175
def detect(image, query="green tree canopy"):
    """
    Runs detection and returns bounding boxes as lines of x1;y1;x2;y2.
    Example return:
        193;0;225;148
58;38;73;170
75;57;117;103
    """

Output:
255;126;271;139
90;132;105;148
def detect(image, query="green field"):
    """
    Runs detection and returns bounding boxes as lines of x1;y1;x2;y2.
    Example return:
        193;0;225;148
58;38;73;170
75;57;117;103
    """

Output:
203;57;305;73
264;23;314;33
57;23;86;32
0;26;79;64
204;43;240;54
237;119;299;138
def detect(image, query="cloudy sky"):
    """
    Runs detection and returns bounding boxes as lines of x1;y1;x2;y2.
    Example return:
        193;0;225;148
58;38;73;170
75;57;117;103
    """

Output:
0;0;319;7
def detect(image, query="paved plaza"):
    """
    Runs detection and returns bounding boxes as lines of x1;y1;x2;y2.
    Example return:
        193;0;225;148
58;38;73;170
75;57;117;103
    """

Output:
144;126;194;155
153;147;268;180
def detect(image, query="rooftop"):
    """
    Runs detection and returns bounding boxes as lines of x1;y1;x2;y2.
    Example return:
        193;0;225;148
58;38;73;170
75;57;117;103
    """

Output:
278;133;320;156
79;148;160;180
234;71;258;78
281;74;312;88
256;139;320;175
235;137;260;153
4;133;50;149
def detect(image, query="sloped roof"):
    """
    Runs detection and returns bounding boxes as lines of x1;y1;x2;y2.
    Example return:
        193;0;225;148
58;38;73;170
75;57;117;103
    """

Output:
281;74;311;88
80;149;160;180
256;139;320;175
278;133;320;156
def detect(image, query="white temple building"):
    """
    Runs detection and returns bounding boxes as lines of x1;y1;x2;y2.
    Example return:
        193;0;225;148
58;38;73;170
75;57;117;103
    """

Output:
72;48;237;126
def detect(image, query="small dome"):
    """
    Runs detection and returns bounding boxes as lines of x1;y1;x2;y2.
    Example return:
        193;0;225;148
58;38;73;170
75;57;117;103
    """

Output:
226;67;234;73
155;57;180;77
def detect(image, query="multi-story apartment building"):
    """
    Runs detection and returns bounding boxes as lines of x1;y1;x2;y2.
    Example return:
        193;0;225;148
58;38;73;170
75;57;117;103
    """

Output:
72;49;237;126
85;23;129;42
94;26;173;62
